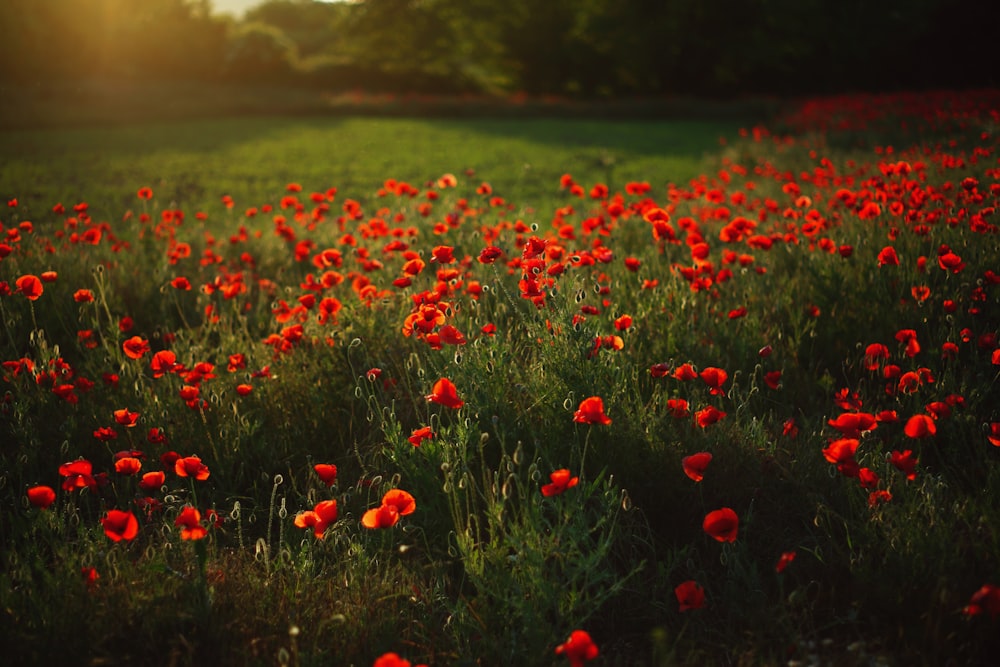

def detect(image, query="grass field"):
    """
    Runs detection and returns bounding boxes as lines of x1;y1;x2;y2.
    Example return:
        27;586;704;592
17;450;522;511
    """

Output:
1;90;999;666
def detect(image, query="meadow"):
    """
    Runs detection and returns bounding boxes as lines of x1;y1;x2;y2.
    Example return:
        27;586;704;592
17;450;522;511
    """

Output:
1;90;999;666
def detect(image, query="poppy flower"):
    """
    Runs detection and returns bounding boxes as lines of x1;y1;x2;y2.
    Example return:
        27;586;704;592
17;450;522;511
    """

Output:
114;457;142;475
314;464;338;486
408;426;434;447
877;246;899;267
864;343;890;370
541;469;579;496
175;455;210;480
822;438;860;477
695;405;726;428
361;504;400;529
699;367;728;395
175;506;207;540
294;499;339;539
381;489;416;516
15;274;43;300
681;452;712;482
827;412;877;438
425;378;464;409
139;471;165;492
73;289;94;303
964;583;1000;619
989;423;1000;447
101;509;139;542
478;245;503;264
554;629;599;666
573;396;611;425
672;363;697;381
59;459;97;492
666;398;690;419
27;485;56;509
675;580;705;611
764;370;782;390
903;414;936;438
122;336;150;360
703;507;739;542
113;408;140;427
775;550;797;573
372;653;428;667
890;450;918;480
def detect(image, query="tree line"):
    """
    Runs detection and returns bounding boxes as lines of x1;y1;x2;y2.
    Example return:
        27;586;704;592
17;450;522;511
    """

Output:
1;0;993;97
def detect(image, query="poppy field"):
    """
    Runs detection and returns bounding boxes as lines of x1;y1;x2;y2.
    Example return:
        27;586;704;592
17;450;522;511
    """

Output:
2;90;1000;666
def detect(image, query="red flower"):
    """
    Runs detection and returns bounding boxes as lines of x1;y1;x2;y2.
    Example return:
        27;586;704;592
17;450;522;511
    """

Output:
695;405;726;428
764;370;782;390
775;550;797;573
877;246;899;266
15;274;43;300
175;506;207;540
101;509;139;542
27;485;56;509
541;469;579;496
672;363;697;381
699;367;728;395
73;289;94;303
137;187;153;200
314;464;338;486
170;276;192;291
554;629;599;667
822;438;860;477
114;457;142;476
372;653;427;667
675;580;705;611
175;455;210;480
408;426;434;447
139;471;165;492
890;449;918;480
573;396;611;425
113;408;140;427
122;336;150;360
381;489;416;517
989;423;1000;447
703;507;739;542
478;246;503;264
681;452;712;482
59;459;97;492
666;398;690;419
827;412;877;438
294;499;339;538
425;377;464;409
964;584;1000;619
864;343;890;370
903;414;936;439
362;489;416;529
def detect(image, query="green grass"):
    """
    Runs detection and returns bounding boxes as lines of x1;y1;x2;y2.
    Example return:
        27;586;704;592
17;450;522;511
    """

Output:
1;93;999;666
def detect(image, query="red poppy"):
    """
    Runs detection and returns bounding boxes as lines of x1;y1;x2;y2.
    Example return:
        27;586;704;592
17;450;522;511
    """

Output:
478;246;503;264
703;507;739;542
541;469;579;496
372;653;427;667
864;343;890;370
73;289;94;303
314;464;338;486
989;423;1000;447
889;450;918;480
695;405;726;428
895;329;920;357
175;506;207;540
877;246;898;266
294;499;339;538
964;583;1000;619
15;274;43;300
764;370;782;390
114;408;140;427
775;550;797;573
139;471;165;492
666;398;690;419
381;489;416;517
59;459;97;492
903;414;936;438
27;485;56;509
137;187;153;200
822;438;860;477
681;452;712;482
675;580;705;611
672;363;697;381
175;455;210;480
114;457;142;476
554;629;599;667
699;367;728;395
101;509;139;542
171;276;192;290
122;336;150;360
362;503;401;529
425;377;464;409
827;412;877;438
408;426;434;447
81;566;100;590
573;396;611;425
430;245;455;264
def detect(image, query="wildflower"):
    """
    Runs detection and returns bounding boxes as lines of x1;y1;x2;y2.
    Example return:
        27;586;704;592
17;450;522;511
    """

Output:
139;471;165;492
81;566;100;590
113;408;140;428
775;550;797;573
408;426;434;447
314;464;338;486
425;377;464;409
372;653;427;667
877;246;899;267
73;289;94;303
989;423;1000;447
114;457;142;476
703;507;739;542
764;370;782;390
122;336;150;360
541;469;579;496
101;509;139;542
672;363;697;381
699;367;728;395
890;450;918;480
666;398;690;418
137;187;153;199
903;414;936;439
675;580;705;611
175;506;207;540
695;405;726;428
573;396;611;425
294;499;339;539
59;459;97;492
174;455;210;480
822;438;860;477
964;584;1000;619
555;629;599;667
362;489;415;529
681;452;712;482
15;274;43;300
381;489;416;516
27;485;56;509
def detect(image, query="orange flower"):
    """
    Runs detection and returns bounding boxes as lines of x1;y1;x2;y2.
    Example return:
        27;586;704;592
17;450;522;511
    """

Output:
361;489;415;529
554;629;599;667
175;506;207;540
101;509;139;542
314;464;338;486
541;469;579;496
114;457;142;476
675;580;705;611
15;274;43;300
703;507;739;542
681;452;712;482
381;489;416;516
573;396;611;425
175;455;210;480
408;426;434;447
139;471;165;492
294;499;339;538
425;378;464;409
27;485;56;509
122;336;150;360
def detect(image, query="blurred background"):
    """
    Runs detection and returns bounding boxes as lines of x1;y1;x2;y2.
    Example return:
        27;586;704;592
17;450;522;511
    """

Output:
3;0;995;98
